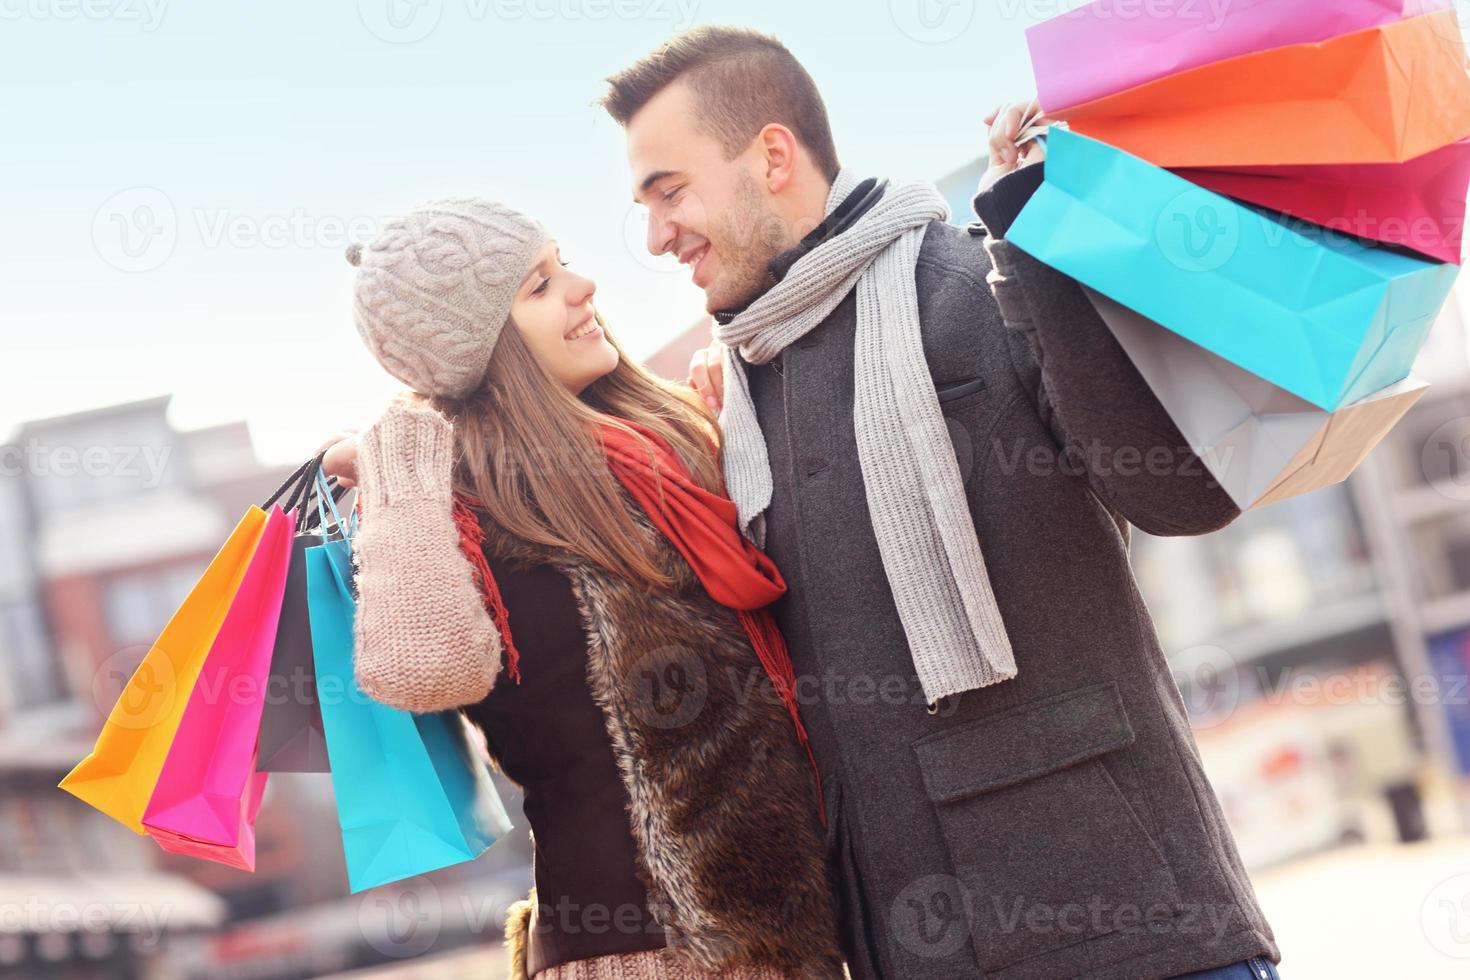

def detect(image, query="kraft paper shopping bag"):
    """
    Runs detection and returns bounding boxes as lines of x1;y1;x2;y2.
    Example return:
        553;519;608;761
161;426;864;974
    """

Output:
1087;287;1430;509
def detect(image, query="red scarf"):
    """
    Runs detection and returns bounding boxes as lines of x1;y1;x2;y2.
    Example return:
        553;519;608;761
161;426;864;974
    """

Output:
449;421;825;826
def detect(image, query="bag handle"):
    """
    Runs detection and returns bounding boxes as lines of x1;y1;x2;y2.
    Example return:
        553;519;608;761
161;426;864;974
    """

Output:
262;452;323;512
296;471;350;535
314;468;355;542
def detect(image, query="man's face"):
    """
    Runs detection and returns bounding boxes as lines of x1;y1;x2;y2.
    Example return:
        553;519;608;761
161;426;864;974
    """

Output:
626;82;789;312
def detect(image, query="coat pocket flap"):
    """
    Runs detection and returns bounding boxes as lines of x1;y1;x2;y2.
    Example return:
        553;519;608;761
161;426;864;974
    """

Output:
912;681;1136;804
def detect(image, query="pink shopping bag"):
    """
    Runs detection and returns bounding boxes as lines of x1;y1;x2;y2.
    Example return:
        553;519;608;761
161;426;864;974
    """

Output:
1172;139;1470;264
1029;0;1448;113
141;505;294;870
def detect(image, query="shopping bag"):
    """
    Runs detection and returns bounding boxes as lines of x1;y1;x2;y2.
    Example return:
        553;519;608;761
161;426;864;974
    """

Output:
141;503;294;869
1029;0;1448;113
57;456;316;833
306;472;511;893
256;531;327;772
256;459;351;773
1171;139;1470;264
1052;9;1470;166
1086;287;1430;509
1006;128;1460;410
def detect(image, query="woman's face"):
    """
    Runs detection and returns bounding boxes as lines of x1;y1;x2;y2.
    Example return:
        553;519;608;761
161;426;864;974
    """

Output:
508;239;619;394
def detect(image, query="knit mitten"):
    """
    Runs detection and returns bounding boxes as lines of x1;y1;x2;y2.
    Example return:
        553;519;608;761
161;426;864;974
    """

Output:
351;398;501;712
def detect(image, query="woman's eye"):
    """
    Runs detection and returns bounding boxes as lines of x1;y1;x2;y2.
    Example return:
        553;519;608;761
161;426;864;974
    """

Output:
531;276;549;296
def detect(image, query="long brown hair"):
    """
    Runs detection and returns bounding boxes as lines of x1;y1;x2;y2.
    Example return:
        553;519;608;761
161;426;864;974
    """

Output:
404;313;722;588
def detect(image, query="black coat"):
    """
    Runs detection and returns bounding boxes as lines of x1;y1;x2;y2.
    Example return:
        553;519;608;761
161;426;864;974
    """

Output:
737;172;1281;979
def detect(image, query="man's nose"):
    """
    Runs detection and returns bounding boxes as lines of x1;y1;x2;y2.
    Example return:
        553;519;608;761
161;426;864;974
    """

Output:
645;212;676;257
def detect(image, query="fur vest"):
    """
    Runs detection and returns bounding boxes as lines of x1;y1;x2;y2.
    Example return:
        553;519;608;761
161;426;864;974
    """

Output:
479;505;844;980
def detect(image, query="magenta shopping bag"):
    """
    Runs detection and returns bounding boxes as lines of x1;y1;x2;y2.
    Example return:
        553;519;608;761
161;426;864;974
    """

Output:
1172;139;1470;264
1029;0;1448;112
141;504;294;870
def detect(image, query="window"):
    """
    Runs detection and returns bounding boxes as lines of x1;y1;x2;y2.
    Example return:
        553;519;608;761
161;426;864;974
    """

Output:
0;599;64;709
101;562;207;651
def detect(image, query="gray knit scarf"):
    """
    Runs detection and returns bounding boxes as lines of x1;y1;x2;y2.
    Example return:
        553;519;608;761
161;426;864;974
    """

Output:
715;168;1017;706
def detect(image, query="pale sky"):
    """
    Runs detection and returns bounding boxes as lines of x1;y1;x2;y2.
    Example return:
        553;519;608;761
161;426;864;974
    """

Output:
2;0;1063;464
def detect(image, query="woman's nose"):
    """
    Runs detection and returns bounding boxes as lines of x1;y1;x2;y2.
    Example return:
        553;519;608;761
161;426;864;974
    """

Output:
568;272;596;307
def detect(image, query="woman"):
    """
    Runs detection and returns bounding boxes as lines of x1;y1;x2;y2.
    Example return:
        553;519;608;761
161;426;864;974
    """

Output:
320;197;843;980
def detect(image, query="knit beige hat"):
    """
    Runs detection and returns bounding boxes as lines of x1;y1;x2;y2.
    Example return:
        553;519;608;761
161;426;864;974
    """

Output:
347;197;549;398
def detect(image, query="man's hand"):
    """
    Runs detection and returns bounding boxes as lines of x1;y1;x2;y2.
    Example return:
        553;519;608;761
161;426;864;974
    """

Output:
978;99;1051;195
314;429;361;488
687;339;725;413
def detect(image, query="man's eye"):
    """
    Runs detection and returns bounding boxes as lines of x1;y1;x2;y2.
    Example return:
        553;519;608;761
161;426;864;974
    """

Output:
663;187;681;204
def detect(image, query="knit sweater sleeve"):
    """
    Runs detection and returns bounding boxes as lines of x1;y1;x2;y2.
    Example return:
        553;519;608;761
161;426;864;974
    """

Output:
972;164;1242;538
351;398;502;712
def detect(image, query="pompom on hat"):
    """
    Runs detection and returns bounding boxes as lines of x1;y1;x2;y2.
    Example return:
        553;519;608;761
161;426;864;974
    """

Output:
346;197;549;398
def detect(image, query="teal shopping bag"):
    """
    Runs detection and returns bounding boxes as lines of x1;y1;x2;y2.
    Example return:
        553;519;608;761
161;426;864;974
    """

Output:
304;471;512;893
1007;127;1460;411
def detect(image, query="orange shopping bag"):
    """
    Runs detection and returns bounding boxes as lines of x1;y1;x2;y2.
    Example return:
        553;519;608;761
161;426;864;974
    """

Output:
58;457;317;834
1055;8;1470;166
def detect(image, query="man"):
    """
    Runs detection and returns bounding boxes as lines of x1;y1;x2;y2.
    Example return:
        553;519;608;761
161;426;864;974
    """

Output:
601;27;1282;980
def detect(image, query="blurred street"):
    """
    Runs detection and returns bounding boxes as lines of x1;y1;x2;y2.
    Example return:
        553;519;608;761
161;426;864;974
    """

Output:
1253;834;1470;979
8;4;1470;979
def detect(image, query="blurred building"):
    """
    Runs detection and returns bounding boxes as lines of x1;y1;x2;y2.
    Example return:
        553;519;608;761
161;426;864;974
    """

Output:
0;396;257;977
0;396;533;979
641;315;713;383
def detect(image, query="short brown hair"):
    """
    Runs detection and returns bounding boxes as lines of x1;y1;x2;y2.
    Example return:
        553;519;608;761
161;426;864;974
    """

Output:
599;26;840;182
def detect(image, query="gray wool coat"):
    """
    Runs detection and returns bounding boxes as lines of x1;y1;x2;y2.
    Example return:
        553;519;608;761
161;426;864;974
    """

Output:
736;177;1282;979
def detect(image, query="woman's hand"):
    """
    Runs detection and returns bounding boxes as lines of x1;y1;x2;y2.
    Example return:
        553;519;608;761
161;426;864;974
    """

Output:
978;98;1051;195
688;339;725;413
314;429;361;488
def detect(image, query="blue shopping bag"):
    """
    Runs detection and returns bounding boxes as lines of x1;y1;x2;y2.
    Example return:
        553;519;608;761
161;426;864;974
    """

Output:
1007;127;1460;411
304;471;512;893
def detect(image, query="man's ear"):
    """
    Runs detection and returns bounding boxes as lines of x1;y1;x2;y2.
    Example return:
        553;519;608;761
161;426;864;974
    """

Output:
755;123;800;194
